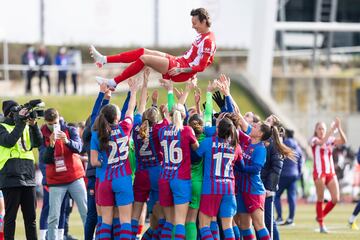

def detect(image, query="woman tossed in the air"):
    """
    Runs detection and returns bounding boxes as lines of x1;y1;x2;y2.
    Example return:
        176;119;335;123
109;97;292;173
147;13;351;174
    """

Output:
90;8;216;88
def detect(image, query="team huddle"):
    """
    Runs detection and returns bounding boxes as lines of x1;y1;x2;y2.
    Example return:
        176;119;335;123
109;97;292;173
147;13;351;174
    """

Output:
87;68;286;240
1;6;353;240
82;7;347;240
85;8;295;238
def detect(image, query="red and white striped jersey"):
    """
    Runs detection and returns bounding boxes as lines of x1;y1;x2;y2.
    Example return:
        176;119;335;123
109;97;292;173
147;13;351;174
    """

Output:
311;136;336;178
179;31;216;73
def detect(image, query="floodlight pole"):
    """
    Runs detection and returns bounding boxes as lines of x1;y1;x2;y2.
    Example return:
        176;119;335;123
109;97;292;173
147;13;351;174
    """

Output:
154;0;159;47
40;0;45;44
247;0;278;95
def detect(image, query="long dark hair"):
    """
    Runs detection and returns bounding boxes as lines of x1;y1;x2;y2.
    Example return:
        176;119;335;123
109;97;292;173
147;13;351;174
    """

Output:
93;104;118;151
188;114;204;137
260;123;295;160
139;107;160;139
218;117;238;147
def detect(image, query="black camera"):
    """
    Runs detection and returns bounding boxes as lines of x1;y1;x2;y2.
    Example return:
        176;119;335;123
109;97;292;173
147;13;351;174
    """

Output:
10;99;45;120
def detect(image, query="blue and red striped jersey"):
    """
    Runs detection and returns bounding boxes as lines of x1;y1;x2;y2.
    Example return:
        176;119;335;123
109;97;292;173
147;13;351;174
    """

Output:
90;117;133;182
196;136;242;195
132;113;169;170
158;125;197;180
237;131;266;194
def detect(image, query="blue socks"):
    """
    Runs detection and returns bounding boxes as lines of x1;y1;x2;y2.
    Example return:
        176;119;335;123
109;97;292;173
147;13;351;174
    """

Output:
233;225;241;240
210;221;219;240
200;226;214;240
160;222;174;240
113;218;121;240
119;223;132;240
174;224;185;240
98;222;111;240
223;228;235;240
131;219;139;240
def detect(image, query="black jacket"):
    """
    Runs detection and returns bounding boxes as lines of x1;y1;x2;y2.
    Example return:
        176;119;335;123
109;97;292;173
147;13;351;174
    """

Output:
261;138;284;192
83;125;96;177
0;116;42;188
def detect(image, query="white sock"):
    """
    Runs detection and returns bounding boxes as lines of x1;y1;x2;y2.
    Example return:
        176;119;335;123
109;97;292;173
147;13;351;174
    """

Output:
90;45;106;65
349;214;356;223
108;79;117;88
58;228;65;240
40;229;47;240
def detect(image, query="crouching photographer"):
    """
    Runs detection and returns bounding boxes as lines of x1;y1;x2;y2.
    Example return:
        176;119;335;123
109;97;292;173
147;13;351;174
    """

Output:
0;100;43;240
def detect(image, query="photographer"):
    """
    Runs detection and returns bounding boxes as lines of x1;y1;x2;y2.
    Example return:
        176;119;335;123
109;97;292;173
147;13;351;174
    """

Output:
0;100;42;240
41;108;87;240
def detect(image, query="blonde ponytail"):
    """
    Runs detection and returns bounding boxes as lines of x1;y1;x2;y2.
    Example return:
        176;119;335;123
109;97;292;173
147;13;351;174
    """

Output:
139;119;150;139
171;104;185;131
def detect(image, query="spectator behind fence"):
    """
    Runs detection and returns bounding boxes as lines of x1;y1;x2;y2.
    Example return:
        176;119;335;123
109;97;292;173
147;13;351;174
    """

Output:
37;45;52;94
41;108;87;240
21;45;37;94
0;100;43;240
67;47;82;95
55;47;68;95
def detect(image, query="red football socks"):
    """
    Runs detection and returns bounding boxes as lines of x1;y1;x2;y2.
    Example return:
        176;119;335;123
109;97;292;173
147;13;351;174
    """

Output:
323;201;336;217
316;201;324;225
114;59;145;84
107;48;145;63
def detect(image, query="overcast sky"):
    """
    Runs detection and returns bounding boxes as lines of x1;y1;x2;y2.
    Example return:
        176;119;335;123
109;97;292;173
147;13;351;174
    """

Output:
0;0;255;48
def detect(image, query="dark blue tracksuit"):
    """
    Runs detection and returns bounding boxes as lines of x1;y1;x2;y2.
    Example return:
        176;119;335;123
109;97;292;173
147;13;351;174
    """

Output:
351;148;360;218
274;138;303;222
260;138;283;240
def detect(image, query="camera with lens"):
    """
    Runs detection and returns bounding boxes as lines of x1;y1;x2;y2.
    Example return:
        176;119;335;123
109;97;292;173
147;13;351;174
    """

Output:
10;99;45;120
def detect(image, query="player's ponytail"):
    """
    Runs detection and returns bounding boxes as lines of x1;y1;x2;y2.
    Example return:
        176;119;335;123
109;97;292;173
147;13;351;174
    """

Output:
218;117;238;147
272;126;295;161
139;107;160;139
171;104;186;131
93;104;119;151
260;123;295;161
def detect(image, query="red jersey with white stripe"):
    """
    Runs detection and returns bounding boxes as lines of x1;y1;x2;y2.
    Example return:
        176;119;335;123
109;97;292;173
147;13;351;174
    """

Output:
311;136;336;178
178;31;216;73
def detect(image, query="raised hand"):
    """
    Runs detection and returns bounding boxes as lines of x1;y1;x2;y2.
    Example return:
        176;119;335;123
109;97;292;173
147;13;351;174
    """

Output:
174;88;184;100
152;90;159;106
207;80;218;92
128;77;139;92
195;87;201;105
143;67;151;84
168;67;182;76
186;76;198;90
99;82;108;93
159;79;173;91
212;91;225;110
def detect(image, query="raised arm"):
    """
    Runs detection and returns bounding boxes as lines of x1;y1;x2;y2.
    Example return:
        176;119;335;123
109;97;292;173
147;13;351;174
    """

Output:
151;90;159;108
204;80;217;127
194;87;202;115
333;117;347;146
90;83;108;127
125;78;139;118
137;68;150;115
159;78;175;112
313;122;337;146
218;74;248;131
178;77;197;105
